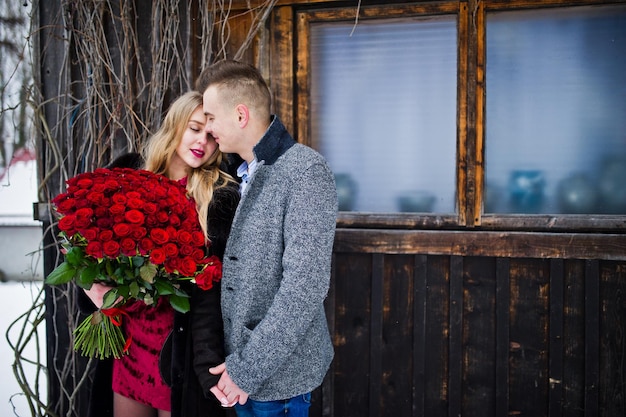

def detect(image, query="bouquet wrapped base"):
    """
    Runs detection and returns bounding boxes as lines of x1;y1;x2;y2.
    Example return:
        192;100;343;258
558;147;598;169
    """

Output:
74;308;127;359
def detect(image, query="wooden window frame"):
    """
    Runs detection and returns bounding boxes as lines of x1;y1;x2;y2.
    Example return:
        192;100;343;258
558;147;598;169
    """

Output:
289;0;626;233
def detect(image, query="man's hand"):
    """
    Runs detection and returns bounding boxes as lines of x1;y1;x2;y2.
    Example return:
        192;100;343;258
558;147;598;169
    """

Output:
209;363;249;407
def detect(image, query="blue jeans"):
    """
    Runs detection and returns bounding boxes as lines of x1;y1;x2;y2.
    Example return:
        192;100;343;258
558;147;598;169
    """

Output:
234;393;311;417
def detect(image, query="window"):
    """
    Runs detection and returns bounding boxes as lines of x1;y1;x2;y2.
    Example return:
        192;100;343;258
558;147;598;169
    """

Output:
310;15;458;213
485;5;626;214
298;1;626;228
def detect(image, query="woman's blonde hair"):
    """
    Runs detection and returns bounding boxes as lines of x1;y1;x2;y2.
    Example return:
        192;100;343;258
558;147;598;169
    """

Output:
142;91;235;240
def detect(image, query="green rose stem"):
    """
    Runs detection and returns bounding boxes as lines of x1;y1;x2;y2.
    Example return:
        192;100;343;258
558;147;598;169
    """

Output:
73;310;128;359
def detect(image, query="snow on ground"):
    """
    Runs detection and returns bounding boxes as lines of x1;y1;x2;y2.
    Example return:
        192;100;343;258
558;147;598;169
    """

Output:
0;280;47;417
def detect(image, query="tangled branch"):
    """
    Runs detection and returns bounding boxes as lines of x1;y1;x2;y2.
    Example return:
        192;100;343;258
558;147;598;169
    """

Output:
5;0;277;416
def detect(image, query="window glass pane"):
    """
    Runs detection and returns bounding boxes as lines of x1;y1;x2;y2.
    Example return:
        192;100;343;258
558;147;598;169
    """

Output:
310;16;457;213
485;5;626;214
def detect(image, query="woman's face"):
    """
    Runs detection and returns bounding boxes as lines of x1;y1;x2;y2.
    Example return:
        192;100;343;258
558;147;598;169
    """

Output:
172;106;218;175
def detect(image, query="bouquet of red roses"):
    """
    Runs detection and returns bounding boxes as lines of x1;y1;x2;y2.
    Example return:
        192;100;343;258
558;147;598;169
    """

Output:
46;167;222;359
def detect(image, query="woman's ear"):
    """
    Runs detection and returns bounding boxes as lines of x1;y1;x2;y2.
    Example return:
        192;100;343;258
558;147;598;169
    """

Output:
235;104;249;128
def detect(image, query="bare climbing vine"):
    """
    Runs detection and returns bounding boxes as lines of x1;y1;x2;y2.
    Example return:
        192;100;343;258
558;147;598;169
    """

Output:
4;0;276;415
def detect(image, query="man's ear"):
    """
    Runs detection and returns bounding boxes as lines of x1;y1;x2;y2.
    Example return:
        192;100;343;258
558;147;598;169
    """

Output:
236;104;249;128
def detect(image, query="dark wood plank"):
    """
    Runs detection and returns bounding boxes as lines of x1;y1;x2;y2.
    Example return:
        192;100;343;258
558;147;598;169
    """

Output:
331;253;372;416
380;255;416;416
337;212;626;233
334;229;626;261
369;254;384;417
597;261;626;416
495;257;511;416
413;255;428;417
269;5;295;136
424;256;452;416
584;260;600;417
463;256;497;417
549;259;564;417
563;260;586;414
508;259;550;415
449;256;464;417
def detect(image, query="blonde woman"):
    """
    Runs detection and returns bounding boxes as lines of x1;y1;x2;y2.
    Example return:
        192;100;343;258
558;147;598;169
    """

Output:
81;91;239;417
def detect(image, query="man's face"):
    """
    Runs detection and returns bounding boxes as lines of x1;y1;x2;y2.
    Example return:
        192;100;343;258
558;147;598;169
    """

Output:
203;85;240;155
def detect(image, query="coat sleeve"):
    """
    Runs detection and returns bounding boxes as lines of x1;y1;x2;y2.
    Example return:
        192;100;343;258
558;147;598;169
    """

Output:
191;183;240;395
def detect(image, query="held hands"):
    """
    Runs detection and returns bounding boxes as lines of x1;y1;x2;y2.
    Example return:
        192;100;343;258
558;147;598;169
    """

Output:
209;363;249;407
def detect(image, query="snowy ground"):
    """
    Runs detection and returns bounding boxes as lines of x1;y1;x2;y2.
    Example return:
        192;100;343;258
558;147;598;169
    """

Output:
0;280;47;417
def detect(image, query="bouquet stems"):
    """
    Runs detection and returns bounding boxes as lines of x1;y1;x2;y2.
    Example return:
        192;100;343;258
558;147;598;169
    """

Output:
73;309;128;359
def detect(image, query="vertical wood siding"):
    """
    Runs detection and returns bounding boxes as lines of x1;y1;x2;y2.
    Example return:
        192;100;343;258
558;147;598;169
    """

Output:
311;244;625;417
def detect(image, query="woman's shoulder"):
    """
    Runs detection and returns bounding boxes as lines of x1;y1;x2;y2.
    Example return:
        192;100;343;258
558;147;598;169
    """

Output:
208;182;240;219
213;181;240;202
106;152;143;169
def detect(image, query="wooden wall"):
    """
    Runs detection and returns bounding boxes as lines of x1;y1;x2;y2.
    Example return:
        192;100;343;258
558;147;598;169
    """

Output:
309;231;626;417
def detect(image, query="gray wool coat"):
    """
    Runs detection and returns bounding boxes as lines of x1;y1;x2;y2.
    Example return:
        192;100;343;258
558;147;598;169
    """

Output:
221;116;337;401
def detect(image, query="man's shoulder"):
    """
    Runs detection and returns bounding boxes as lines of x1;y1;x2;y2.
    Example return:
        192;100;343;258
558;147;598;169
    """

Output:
282;142;328;167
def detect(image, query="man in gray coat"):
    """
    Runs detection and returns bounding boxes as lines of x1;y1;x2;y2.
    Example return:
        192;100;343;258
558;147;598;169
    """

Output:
195;60;337;417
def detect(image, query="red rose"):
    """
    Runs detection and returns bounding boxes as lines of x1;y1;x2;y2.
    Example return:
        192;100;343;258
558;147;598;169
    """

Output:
177;231;192;245
150;248;166;265
127;198;144;210
130;226;147;240
150;228;169;245
74;189;89;200
153;185;168;198
51;193;67;206
85;241;104;258
192;231;205;246
86;191;105;205
164;258;178;274
163;243;178;257
58;215;76;232
99;230;114;241
94;207;108;218
109;203;126;216
126;191;142;201
74;215;92;229
56;198;75;213
165;226;178;241
112;194;126;204
179;244;194;256
120;237;137;256
168;214;181;227
143;202;157;215
81;228;98;241
103;240;121;258
96;216;114;229
195;258;222;290
139;238;155;255
192;248;206;262
113;223;132;237
105;179;121;191
75;207;94;219
76;178;93;189
125;209;145;225
156;211;170;224
178;257;197;277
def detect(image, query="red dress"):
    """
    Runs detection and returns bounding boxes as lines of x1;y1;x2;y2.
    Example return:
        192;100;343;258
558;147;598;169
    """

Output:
111;297;174;410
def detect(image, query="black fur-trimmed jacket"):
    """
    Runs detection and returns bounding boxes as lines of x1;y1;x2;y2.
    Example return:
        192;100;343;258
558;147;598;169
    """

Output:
78;153;239;417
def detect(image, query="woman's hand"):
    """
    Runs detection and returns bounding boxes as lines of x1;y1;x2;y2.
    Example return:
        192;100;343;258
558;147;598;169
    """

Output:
83;283;115;308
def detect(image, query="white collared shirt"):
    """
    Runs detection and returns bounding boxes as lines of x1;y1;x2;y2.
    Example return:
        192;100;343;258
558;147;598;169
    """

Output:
237;158;258;194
